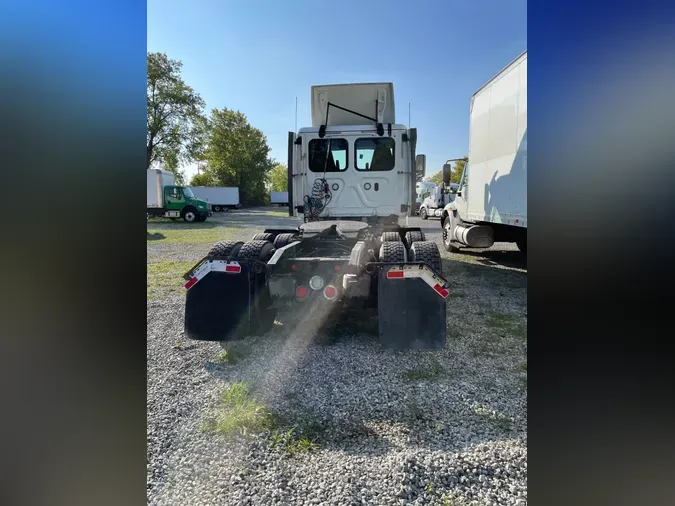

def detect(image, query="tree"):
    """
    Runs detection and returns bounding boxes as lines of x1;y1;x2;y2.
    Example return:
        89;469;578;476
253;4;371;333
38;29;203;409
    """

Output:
190;172;215;186
425;157;468;185
201;107;273;204
147;52;206;169
426;171;443;185
451;158;468;184
268;163;288;192
161;147;185;185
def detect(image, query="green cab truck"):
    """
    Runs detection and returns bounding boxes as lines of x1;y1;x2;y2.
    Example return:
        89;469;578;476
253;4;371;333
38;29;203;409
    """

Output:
147;169;212;222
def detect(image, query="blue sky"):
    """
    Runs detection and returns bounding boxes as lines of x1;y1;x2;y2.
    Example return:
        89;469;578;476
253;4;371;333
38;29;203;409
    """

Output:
148;0;526;181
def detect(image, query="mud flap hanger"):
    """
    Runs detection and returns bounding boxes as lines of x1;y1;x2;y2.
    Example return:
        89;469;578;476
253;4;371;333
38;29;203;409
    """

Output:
182;256;267;290
365;262;451;299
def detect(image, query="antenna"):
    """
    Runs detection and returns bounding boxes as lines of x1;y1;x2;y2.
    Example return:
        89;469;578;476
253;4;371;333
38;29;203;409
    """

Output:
294;97;298;133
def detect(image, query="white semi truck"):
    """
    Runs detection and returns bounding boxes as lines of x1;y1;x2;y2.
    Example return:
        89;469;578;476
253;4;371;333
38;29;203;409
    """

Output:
188;186;240;212
441;50;527;253
183;82;452;350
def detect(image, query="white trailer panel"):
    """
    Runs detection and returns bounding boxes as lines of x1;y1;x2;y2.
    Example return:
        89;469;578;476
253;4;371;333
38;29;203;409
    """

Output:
270;192;288;205
147;169;174;208
188;187;239;208
466;51;527;227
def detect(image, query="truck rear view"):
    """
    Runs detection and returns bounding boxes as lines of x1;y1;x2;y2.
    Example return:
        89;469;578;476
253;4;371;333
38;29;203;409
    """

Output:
182;82;452;350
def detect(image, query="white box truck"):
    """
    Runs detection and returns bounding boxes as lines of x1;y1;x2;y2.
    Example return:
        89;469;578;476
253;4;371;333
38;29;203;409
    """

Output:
147;169;212;222
270;191;288;206
441;50;527;252
187;186;240;212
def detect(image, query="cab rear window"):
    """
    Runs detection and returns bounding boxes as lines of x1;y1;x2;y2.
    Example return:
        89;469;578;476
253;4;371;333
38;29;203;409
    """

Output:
308;138;348;172
355;137;395;171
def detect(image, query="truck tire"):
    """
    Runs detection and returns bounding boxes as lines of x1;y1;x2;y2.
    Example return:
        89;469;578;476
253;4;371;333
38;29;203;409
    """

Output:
236;240;276;333
208;240;244;259
181;207;198;223
404;231;425;248
516;236;527;254
273;233;298;249
236;240;275;265
442;217;460;253
381;231;401;243
252;232;275;242
420;207;428;220
409;241;442;274
379;240;407;263
213;205;222;212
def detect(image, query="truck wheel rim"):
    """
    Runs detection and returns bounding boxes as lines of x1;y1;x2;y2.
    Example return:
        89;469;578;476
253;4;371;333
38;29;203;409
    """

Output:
186;212;195;221
444;221;451;244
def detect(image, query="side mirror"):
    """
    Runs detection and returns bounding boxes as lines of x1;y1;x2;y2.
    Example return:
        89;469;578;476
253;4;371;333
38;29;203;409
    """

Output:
415;154;426;179
442;164;452;184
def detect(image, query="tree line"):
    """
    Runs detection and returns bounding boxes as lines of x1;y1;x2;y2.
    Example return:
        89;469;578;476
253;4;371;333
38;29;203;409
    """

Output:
426;158;468;186
147;52;287;204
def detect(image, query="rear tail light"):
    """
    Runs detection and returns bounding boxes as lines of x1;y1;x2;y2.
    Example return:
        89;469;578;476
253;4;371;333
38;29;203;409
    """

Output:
323;285;338;301
309;275;325;291
295;286;309;300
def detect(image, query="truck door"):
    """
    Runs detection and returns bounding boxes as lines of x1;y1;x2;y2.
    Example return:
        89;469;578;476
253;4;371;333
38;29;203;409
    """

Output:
454;163;469;219
165;186;185;211
303;132;407;217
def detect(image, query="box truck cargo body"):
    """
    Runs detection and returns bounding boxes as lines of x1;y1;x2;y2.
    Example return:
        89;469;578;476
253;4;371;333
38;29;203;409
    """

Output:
270;191;288;206
188;187;240;212
147;169;212;222
441;51;527;252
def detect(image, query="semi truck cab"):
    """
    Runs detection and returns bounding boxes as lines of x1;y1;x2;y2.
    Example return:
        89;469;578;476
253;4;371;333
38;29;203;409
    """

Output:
164;186;211;221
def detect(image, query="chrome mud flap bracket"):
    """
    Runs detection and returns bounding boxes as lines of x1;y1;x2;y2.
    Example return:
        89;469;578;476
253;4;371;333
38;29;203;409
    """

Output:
374;263;449;350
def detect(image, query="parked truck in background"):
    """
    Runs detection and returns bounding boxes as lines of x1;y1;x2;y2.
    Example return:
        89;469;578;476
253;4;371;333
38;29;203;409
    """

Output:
182;82;451;350
147;169;212;222
188;186;240;212
441;50;527;253
419;175;458;220
270;191;289;206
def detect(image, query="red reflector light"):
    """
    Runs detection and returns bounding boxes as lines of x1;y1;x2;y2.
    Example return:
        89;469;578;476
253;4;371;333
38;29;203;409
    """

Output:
433;284;449;298
387;270;405;279
295;286;309;299
291;264;297;271
184;277;198;290
334;264;341;271
225;264;241;273
323;285;338;300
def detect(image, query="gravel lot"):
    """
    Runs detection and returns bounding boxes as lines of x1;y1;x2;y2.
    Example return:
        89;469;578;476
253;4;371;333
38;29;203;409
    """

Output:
147;207;527;506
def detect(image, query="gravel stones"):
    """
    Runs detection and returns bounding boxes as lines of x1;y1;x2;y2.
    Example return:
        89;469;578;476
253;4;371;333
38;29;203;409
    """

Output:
147;211;527;506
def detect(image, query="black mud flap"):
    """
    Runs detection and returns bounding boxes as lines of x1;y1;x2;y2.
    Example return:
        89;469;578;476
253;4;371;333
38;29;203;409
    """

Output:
377;270;446;350
184;263;252;341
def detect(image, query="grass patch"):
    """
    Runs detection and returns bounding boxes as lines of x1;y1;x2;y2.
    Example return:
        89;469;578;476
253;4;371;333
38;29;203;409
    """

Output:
269;426;318;456
404;362;446;382
147;260;195;300
473;403;514;431
520;362;527;371
146;224;238;244
486;313;527;340
214;345;249;365
437;495;469;506
205;382;276;437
